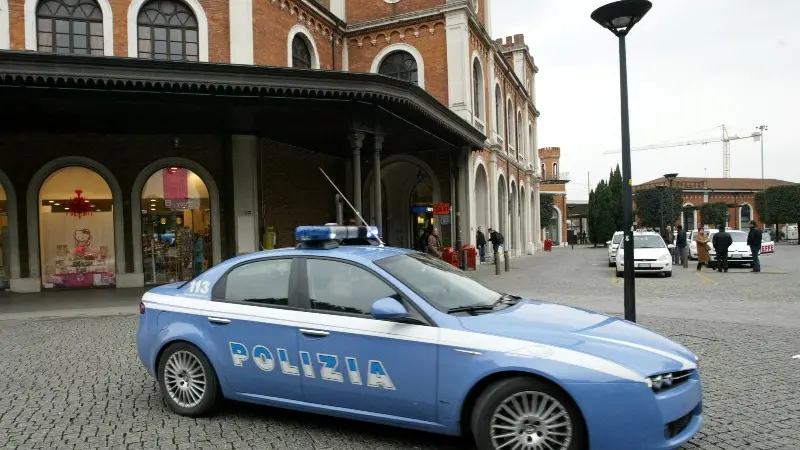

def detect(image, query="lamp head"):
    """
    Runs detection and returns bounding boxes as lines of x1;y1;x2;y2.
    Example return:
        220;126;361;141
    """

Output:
591;0;653;37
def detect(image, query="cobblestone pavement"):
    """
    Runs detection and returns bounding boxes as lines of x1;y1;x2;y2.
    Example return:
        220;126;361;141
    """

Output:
1;246;799;449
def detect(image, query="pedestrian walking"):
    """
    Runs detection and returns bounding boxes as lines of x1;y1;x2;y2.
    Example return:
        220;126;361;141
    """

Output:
476;226;487;264
694;227;711;271
747;220;762;273
675;225;688;268
711;225;732;272
488;228;504;257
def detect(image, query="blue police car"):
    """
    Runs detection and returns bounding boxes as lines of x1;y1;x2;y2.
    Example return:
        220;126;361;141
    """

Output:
137;225;703;450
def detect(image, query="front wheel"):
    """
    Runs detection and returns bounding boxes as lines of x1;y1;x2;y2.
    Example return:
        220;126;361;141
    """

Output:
665;271;673;278
157;342;221;417
470;377;587;450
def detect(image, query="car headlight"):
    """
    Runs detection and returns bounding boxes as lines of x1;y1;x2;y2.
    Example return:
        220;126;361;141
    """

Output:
645;370;693;392
658;255;669;262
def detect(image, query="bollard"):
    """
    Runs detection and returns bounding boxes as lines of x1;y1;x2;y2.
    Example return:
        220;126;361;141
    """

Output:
504;250;510;272
494;250;501;275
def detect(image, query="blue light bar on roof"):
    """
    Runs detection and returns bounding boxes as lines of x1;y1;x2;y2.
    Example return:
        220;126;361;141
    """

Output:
295;225;380;242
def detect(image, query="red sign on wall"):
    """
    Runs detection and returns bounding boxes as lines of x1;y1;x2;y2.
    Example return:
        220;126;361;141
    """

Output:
433;203;450;215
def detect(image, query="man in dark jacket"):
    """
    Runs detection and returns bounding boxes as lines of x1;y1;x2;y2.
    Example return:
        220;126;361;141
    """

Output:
746;220;763;273
675;225;688;268
711;225;733;272
476;226;487;264
488;228;504;255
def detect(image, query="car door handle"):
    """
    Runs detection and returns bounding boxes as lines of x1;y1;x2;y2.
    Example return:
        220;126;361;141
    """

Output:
208;317;231;325
300;329;330;337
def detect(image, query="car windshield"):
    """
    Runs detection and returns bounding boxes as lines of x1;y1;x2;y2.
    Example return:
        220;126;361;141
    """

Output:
375;253;501;311
612;234;623;244
633;235;665;249
730;231;747;242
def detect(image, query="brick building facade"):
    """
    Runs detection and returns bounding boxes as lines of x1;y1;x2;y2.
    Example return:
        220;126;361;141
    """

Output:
0;0;540;292
633;177;796;231
538;147;569;245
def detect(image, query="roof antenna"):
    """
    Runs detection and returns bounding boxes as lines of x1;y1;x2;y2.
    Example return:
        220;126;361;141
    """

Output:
318;166;385;246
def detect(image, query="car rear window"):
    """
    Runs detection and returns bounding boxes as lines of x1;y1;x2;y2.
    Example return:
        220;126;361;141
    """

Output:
612;234;623;244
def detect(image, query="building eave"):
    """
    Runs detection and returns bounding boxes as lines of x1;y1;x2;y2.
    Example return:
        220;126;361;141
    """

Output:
0;50;486;149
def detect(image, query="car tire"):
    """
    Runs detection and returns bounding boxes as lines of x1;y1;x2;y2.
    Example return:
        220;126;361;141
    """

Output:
665;271;672;278
608;260;615;267
616;270;622;277
470;376;587;450
157;342;221;417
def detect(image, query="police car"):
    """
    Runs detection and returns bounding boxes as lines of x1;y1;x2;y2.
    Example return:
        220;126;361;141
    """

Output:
137;225;703;450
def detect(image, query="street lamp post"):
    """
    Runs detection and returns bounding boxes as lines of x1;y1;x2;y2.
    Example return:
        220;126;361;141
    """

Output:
592;0;653;323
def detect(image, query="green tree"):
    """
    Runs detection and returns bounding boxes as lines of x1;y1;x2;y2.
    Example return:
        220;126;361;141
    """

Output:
608;165;623;231
540;193;555;233
594;180;616;243
633;187;683;229
587;189;597;246
700;202;729;228
754;185;800;242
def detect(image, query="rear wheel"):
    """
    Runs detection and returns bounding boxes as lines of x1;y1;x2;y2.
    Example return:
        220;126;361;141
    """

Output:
157;342;221;417
470;377;586;450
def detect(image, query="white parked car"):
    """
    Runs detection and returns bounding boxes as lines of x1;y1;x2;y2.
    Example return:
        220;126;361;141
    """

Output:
616;231;673;278
689;227;775;260
607;231;624;267
707;229;774;266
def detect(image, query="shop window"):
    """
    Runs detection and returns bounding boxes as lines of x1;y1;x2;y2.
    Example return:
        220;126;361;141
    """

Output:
378;51;418;85
36;0;104;55
39;166;116;289
291;34;312;69
0;183;8;289
141;167;212;285
137;0;199;61
306;259;396;316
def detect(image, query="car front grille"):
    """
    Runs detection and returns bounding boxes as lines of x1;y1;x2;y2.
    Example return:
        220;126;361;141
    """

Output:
634;258;657;262
647;369;693;392
665;411;694;439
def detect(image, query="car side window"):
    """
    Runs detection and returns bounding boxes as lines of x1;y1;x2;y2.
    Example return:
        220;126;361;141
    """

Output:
305;259;397;316
224;259;292;306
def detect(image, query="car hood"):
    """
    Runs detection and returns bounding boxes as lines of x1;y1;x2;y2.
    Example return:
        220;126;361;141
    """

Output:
710;241;749;253
457;300;697;378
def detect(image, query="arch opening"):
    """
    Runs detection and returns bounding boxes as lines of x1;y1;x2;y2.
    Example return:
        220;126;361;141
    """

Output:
497;175;507;242
364;159;440;249
475;164;489;234
0;181;9;288
38;166;116;288
140;166;212;285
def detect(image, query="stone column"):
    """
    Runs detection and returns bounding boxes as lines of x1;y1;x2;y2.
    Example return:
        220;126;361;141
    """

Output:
373;135;384;231
349;132;365;215
231;135;260;255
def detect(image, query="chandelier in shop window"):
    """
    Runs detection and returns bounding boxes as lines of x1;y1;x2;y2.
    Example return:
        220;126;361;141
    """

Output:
67;189;93;219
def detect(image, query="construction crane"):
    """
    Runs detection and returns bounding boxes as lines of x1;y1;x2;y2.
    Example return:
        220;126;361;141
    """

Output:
602;125;762;178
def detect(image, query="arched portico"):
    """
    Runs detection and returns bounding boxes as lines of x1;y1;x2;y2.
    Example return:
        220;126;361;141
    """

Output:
131;157;221;286
497;174;507;242
362;155;442;249
474;162;489;233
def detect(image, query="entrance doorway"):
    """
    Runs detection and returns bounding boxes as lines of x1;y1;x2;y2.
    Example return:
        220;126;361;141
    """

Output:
141;167;212;285
364;158;441;249
38;166;116;289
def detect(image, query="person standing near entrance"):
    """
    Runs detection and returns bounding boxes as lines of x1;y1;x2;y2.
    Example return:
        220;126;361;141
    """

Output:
426;225;442;258
476;227;487;264
193;235;205;276
711;225;732;273
675;225;688;268
694;227;711;271
747;220;763;273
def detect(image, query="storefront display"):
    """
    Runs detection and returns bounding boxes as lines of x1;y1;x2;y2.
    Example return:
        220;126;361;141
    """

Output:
141;167;212;285
39;167;116;289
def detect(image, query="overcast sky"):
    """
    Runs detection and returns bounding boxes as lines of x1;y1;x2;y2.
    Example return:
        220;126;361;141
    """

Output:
492;0;799;201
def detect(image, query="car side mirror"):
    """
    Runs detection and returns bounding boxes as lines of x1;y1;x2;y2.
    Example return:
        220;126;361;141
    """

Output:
371;297;408;320
606;241;611;246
